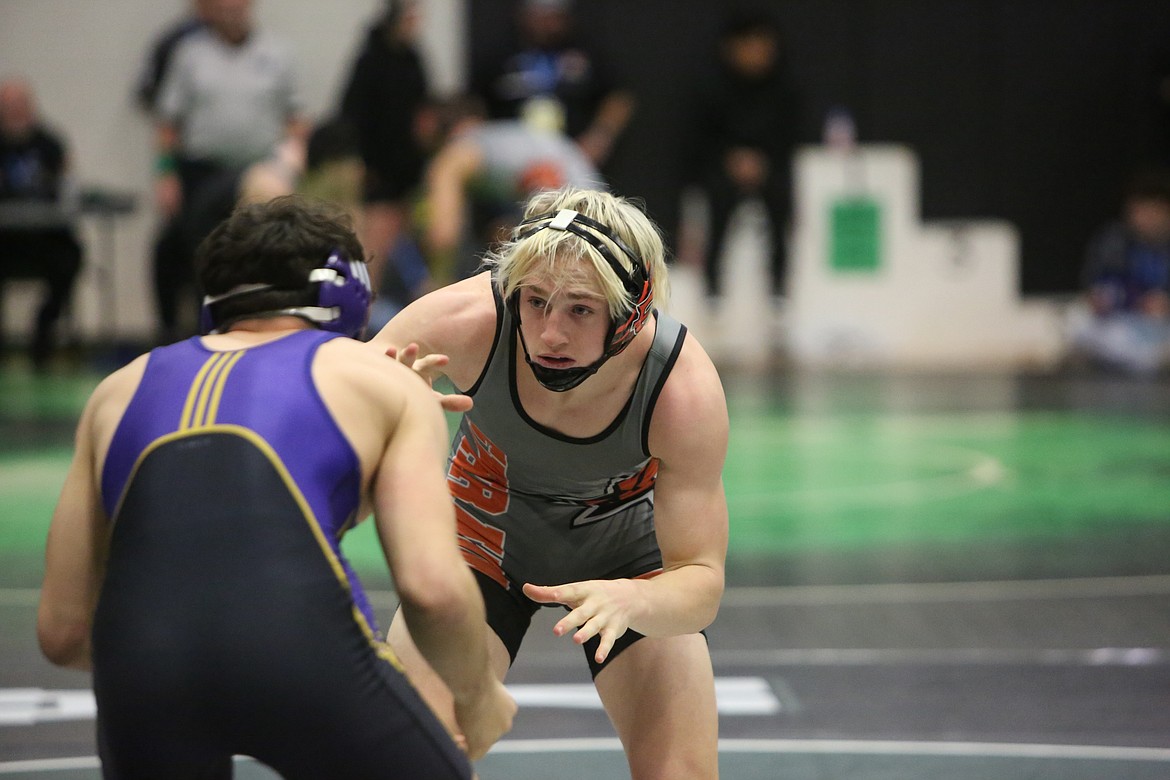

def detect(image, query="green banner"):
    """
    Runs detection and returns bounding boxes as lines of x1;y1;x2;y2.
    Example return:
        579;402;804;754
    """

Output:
829;197;882;272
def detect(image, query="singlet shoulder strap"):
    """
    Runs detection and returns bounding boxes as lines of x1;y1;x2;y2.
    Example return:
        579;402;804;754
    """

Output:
462;283;508;396
636;311;687;456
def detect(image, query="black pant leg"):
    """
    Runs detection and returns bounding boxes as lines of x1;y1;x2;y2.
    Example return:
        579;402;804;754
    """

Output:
153;159;234;343
760;178;792;296
32;230;83;364
0;228;82;366
152;217;189;341
703;176;742;297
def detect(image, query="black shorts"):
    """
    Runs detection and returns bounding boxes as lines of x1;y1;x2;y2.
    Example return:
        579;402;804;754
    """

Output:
473;569;647;679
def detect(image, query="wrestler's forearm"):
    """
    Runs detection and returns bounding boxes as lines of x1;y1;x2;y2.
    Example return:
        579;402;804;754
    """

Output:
627;562;724;637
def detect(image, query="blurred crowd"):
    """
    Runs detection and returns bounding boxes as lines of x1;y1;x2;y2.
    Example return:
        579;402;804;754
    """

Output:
134;0;643;349
2;0;1169;374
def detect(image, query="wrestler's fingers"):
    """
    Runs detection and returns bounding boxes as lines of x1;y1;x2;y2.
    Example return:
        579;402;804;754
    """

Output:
571;615;604;646
553;607;590;638
413;353;450;374
438;392;474;414
593;628;619;664
522;581;579;606
384;342;420;366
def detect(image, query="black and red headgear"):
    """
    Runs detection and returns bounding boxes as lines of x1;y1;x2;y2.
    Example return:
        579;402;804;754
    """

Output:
510;208;653;391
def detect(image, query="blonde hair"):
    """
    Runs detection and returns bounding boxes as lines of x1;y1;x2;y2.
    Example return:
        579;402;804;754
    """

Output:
486;187;671;319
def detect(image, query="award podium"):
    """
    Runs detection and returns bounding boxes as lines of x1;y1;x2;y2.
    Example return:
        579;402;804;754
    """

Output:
787;144;1065;368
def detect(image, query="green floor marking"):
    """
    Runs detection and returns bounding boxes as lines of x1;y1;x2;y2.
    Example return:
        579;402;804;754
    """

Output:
723;410;1170;552
3;372;1169;581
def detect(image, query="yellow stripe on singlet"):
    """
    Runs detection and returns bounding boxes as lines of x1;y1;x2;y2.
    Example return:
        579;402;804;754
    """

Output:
191;353;230;428
179;353;222;430
204;351;244;426
180;351;245;430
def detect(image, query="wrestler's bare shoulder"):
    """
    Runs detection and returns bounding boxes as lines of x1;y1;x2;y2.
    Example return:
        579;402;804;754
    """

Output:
375;272;498;358
89;353;149;415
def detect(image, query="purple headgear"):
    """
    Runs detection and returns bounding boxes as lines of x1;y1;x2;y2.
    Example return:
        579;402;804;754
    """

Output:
200;251;373;338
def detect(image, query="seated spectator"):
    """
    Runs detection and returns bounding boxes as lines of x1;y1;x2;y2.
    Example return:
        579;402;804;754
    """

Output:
1070;167;1170;374
0;78;83;370
179;118;429;338
289;120;435;333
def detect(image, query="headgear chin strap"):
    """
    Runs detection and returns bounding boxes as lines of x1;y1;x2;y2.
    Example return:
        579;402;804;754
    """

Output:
200;251;373;338
515;323;600;391
509;208;653;392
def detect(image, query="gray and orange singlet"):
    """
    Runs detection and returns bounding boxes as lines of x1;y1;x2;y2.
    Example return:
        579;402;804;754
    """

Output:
449;290;687;671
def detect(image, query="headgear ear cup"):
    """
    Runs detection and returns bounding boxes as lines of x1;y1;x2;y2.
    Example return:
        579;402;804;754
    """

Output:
606;276;652;357
314;251;373;338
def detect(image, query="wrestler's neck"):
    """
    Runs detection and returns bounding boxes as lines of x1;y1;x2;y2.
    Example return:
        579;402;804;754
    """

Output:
203;317;314;349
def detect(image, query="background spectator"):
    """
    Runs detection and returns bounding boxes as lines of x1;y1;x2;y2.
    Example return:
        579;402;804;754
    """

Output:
150;0;307;343
338;0;435;292
679;10;800;299
472;0;634;172
1071;166;1170;374
133;0;211;115
178;116;429;339
0;77;82;371
420;95;605;285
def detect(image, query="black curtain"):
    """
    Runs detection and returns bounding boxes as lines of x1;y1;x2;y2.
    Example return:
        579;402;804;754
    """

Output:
469;0;1170;294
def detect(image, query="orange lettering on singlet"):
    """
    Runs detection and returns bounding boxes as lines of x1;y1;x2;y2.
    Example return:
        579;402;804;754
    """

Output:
447;422;509;514
455;504;507;587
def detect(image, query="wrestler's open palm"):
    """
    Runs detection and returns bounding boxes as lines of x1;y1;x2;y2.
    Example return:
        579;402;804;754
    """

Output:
455;679;516;761
384;342;473;413
523;579;639;664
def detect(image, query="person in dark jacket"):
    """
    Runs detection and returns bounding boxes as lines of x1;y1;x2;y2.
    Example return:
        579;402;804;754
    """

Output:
133;0;210;115
684;11;800;298
472;0;634;172
338;0;434;285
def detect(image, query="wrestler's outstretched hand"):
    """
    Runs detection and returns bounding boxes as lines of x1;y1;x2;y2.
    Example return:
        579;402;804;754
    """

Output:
523;579;639;665
384;342;473;413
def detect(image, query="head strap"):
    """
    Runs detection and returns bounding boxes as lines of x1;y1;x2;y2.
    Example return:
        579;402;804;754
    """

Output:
512;209;647;296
